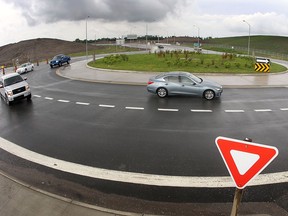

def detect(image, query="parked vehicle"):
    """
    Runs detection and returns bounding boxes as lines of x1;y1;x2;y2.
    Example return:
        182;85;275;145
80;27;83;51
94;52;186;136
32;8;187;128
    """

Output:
147;71;223;100
49;54;71;68
0;73;32;105
16;62;34;74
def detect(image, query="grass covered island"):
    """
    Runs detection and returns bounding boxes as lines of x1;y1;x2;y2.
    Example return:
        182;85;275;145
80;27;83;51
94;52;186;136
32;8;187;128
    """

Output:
88;51;286;74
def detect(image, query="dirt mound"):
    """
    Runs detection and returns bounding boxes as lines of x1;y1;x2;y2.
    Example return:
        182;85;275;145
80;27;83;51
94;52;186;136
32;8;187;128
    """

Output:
0;38;87;66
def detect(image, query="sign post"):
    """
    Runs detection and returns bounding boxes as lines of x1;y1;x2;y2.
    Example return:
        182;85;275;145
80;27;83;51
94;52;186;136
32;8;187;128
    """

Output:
215;136;278;215
231;188;244;216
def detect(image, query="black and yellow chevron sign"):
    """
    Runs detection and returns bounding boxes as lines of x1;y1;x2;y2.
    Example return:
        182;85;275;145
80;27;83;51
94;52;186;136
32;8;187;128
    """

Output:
254;63;270;72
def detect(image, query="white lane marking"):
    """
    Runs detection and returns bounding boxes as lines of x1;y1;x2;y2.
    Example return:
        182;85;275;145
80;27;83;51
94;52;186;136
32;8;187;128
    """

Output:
99;104;115;108
280;108;288;111
33;95;41;98
254;109;272;112
191;109;212;113
45;97;53;100
76;102;90;106
225;110;245;113
58;99;70;103
158;108;179;112
125;107;144;110
0;137;287;188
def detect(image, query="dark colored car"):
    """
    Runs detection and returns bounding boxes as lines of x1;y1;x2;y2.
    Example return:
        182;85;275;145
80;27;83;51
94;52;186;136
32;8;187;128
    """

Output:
50;54;71;68
147;71;223;100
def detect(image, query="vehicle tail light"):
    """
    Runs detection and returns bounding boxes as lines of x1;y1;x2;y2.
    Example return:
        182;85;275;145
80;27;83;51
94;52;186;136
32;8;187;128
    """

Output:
147;81;154;85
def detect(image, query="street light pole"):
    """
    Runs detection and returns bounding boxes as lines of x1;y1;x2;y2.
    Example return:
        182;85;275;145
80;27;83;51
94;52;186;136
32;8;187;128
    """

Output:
243;20;251;56
193;25;200;49
145;23;148;51
86;16;89;61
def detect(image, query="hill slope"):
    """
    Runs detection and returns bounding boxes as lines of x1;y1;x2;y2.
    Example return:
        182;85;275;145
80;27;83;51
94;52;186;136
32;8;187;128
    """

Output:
203;35;288;55
0;38;87;66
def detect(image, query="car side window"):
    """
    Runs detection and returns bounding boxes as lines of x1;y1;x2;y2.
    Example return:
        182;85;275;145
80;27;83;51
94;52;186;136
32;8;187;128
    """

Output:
180;76;194;85
165;76;179;83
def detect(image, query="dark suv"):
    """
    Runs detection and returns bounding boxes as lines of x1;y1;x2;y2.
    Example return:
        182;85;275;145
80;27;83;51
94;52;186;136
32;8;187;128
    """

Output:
50;54;71;68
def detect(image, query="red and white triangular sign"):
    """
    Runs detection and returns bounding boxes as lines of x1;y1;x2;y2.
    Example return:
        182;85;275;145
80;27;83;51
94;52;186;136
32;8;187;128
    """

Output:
215;136;278;189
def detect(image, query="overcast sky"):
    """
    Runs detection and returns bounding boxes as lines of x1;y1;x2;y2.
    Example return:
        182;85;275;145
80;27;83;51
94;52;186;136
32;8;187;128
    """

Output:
0;0;287;46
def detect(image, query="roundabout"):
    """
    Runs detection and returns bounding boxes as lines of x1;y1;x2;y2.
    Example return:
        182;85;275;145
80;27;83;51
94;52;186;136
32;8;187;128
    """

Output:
1;56;288;215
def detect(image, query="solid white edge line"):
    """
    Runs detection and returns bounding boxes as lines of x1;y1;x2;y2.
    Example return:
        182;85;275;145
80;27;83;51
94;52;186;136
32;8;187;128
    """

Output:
191;109;212;113
99;104;115;108
58;99;70;103
254;109;272;112
0;137;287;188
125;107;144;110
76;102;90;106
225;110;245;113
158;108;179;112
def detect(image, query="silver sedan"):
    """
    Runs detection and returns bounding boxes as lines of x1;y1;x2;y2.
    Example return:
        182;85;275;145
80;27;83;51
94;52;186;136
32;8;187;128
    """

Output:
147;71;223;100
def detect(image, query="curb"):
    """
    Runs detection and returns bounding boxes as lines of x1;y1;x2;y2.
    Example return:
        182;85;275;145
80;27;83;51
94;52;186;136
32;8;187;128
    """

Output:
0;171;145;216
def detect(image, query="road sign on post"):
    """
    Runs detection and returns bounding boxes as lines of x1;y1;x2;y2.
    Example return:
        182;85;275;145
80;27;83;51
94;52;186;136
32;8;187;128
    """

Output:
255;63;270;72
256;57;270;64
215;136;278;189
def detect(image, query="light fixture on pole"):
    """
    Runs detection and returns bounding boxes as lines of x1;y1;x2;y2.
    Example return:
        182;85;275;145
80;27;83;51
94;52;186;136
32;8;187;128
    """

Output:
243;20;251;56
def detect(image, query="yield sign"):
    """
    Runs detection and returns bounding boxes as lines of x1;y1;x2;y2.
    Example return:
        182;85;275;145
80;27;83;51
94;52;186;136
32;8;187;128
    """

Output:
215;136;278;189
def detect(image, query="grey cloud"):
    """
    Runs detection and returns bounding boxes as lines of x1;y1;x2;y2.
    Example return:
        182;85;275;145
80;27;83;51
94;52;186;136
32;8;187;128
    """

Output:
6;0;187;25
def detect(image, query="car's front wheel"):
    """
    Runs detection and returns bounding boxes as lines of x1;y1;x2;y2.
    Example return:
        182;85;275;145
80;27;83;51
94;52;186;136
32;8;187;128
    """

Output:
157;87;168;98
5;95;11;106
203;90;215;100
27;94;32;101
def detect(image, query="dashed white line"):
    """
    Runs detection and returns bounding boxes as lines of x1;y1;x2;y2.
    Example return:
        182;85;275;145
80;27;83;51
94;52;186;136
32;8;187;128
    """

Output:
125;107;144;110
280;108;288;111
76;102;90;106
99;104;115;108
33;95;41;98
225;110;245;113
58;99;70;103
254;109;272;112
158;108;179;112
191;109;213;113
44;97;53;100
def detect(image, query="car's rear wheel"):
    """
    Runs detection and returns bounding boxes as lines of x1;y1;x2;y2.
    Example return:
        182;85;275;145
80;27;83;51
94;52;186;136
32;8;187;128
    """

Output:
203;90;215;100
157;87;168;98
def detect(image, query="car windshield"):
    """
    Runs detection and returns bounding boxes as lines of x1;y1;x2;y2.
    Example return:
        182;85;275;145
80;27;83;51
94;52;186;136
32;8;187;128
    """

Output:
187;73;202;83
4;75;24;86
53;55;62;60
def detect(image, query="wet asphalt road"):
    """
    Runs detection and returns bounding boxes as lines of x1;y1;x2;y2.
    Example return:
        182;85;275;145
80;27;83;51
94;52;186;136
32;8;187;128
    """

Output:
0;63;288;206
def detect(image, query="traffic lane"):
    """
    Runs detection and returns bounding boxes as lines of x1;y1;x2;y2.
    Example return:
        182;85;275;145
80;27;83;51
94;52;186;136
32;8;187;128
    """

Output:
24;62;288;105
0;96;287;176
29;73;288;112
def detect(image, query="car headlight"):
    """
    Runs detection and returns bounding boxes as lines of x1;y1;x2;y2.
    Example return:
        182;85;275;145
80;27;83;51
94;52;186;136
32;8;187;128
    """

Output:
7;90;13;96
25;85;30;91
